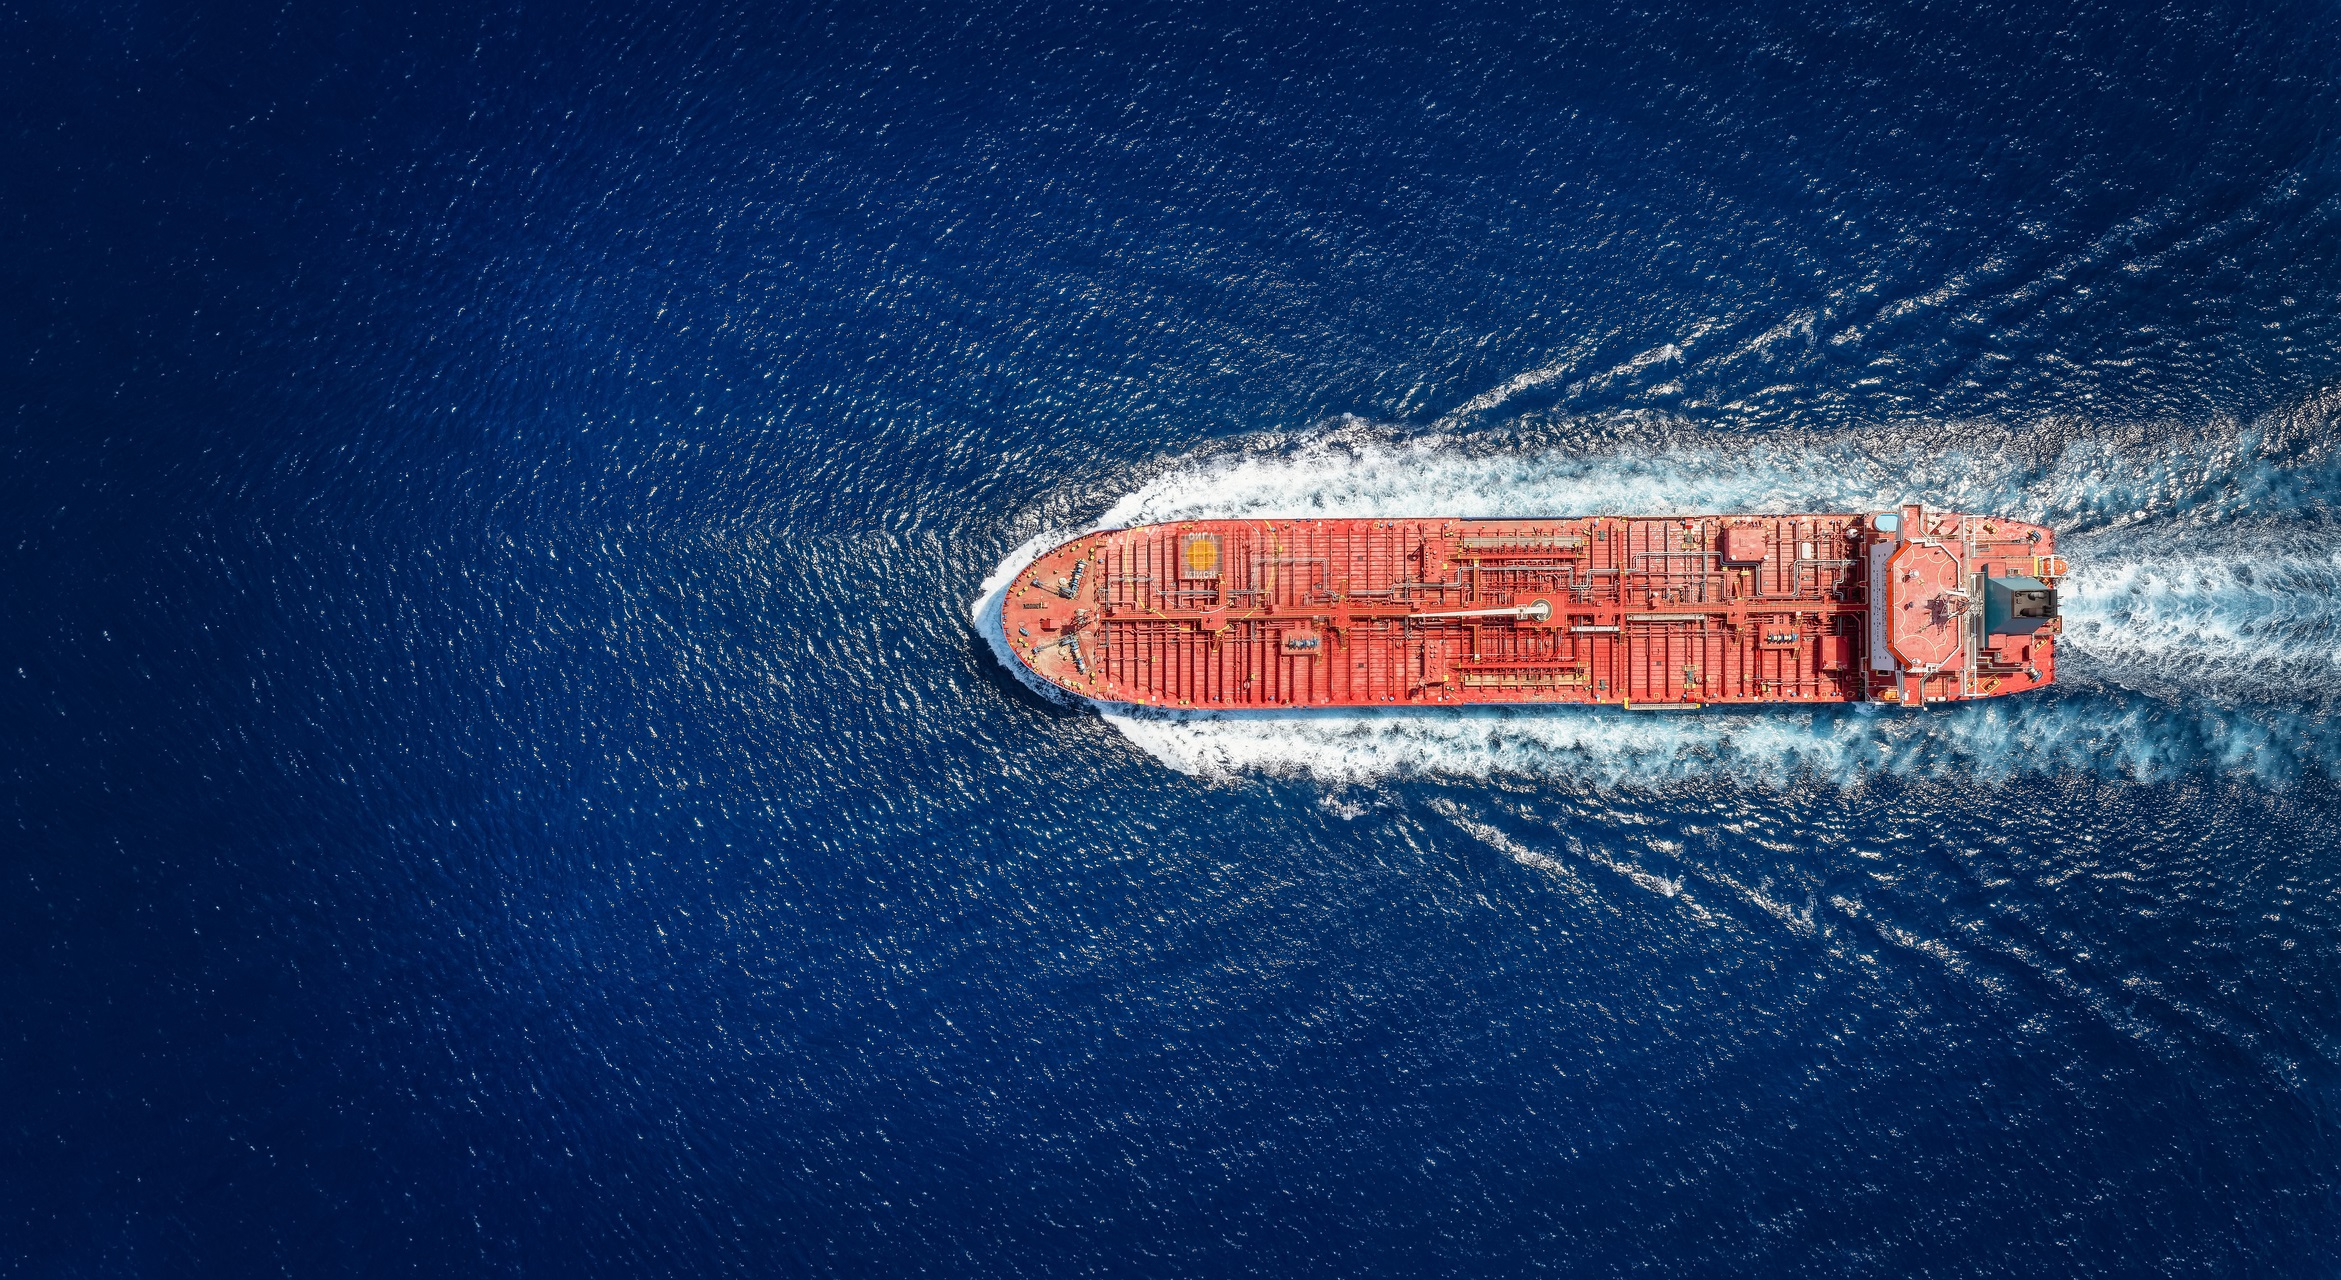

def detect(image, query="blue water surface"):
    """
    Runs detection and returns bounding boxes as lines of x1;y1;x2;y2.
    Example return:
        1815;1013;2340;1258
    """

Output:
6;1;2341;1274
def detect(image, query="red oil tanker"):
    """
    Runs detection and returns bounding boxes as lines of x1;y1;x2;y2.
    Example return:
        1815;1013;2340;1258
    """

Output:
1001;506;2064;709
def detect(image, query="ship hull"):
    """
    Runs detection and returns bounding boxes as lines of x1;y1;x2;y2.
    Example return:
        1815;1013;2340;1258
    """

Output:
1002;508;2062;709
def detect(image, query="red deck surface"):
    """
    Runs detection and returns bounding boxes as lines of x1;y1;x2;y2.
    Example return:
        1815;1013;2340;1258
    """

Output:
1004;506;2061;709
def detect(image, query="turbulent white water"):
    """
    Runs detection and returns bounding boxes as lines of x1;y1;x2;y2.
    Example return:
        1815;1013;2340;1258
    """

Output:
2061;541;2341;699
976;417;2341;785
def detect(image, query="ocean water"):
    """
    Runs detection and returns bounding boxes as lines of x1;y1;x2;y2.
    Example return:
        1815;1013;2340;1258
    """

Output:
6;1;2341;1274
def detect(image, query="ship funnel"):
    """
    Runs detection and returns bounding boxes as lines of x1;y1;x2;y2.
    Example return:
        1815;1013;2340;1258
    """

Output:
1984;576;2058;636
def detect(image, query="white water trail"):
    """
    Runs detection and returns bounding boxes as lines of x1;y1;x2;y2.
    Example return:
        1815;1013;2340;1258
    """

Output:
975;421;2341;786
2058;539;2341;702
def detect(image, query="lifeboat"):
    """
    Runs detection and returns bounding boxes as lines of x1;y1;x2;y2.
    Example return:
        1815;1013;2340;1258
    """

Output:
1001;505;2063;709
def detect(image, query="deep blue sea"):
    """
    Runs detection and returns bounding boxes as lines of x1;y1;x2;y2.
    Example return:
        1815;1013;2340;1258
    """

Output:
7;1;2341;1274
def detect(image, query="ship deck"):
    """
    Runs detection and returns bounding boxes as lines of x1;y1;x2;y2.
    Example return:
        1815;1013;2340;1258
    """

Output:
1003;510;2060;709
